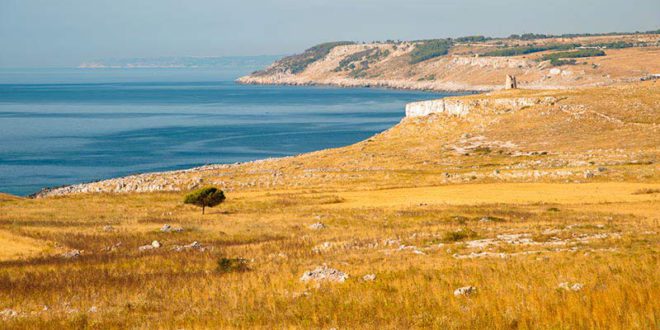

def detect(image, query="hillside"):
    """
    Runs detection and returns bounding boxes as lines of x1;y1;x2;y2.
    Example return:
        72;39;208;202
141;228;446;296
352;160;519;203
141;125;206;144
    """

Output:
36;81;660;197
1;81;659;328
238;33;660;92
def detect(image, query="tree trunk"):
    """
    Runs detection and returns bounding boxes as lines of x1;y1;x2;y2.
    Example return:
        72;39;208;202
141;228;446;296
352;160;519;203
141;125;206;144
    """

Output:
202;206;205;215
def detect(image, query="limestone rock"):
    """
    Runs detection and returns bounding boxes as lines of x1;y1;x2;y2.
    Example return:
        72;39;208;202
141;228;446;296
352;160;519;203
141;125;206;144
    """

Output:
362;274;377;281
300;265;349;283
160;224;184;233
454;286;477;296
0;308;18;319
139;240;161;251
171;241;206;252
558;282;584;291
62;250;81;259
308;222;326;230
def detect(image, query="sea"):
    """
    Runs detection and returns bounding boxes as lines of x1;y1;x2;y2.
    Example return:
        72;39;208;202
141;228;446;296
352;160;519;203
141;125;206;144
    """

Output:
0;65;455;196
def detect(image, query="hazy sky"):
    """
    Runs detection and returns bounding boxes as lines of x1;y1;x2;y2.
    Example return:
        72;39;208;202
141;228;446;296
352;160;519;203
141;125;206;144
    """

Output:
1;0;658;67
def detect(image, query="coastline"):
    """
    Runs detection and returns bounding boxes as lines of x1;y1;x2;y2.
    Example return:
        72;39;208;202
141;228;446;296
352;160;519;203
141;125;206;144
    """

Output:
236;76;494;93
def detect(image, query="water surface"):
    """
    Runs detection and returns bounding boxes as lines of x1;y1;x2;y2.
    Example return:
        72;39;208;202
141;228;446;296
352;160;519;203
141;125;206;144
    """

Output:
0;68;455;196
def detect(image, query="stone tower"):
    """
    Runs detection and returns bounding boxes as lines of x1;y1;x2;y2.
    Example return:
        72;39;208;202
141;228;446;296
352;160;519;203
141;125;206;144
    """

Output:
505;75;518;89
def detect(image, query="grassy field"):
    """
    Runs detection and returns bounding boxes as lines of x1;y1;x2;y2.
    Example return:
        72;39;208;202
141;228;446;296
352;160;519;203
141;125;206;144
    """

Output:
1;82;658;328
1;181;658;328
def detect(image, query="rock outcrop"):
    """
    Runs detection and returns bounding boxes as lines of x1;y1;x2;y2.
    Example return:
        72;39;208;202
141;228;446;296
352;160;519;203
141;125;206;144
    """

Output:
405;95;557;118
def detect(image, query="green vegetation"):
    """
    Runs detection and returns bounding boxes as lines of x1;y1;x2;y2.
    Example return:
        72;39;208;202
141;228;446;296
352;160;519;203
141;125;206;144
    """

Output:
183;186;226;214
509;29;660;40
482;43;579;57
217;257;249;273
254;41;355;76
541;49;606;66
409;39;453;64
443;228;478;242
334;48;390;76
287;41;355;73
454;35;489;43
590;41;634;49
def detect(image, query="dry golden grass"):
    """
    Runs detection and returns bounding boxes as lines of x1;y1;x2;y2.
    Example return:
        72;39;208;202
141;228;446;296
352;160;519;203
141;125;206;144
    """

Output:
1;183;659;329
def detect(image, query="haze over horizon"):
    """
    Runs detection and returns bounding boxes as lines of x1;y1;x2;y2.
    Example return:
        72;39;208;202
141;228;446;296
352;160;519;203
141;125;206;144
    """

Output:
1;0;659;68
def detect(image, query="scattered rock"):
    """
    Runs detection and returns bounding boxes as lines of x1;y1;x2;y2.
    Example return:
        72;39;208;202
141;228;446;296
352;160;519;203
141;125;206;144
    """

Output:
542;229;562;235
300;265;349;283
139;240;161;251
453;251;507;259
398;245;425;255
88;306;98;313
171;241;206;252
454;286;477;296
160;224;183;233
549;68;562;75
558;282;584;291
101;242;122;253
62;250;81;259
0;308;18;319
384;239;400;246
312;242;333;253
308;222;326;230
102;225;115;232
362;274;377;282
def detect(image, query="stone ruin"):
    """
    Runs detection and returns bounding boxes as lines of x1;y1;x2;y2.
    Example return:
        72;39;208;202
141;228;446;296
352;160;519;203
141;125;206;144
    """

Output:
505;75;518;89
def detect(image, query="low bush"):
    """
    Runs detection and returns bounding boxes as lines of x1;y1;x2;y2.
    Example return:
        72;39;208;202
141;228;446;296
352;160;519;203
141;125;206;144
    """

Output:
217;257;250;273
482;43;579;57
541;49;606;66
409;39;453;64
443;228;478;242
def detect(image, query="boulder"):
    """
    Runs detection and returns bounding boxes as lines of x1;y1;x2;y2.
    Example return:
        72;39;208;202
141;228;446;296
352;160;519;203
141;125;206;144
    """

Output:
160;224;183;233
171;241;206;252
308;222;326;230
62;250;81;259
300;265;349;283
138;240;161;251
558;282;584;291
454;286;477;296
362;274;377;281
0;308;18;319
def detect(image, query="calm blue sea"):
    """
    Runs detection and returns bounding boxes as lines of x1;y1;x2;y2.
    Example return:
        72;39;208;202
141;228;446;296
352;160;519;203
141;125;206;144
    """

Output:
0;67;454;196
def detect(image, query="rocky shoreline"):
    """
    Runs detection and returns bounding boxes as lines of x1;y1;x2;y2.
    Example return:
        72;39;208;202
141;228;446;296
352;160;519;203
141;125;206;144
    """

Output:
236;75;494;93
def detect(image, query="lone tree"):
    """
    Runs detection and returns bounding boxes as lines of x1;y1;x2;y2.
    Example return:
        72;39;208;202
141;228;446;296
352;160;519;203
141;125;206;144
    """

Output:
184;187;226;214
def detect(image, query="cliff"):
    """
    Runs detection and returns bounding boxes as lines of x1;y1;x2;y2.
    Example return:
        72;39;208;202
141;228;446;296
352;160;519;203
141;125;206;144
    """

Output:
238;34;660;92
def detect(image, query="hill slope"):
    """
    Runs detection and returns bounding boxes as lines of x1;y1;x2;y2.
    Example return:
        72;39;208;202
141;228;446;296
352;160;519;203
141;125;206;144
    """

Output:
36;81;659;197
239;34;660;91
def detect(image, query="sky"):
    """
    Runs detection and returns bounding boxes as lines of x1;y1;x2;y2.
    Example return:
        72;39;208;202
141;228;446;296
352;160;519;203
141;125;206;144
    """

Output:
1;0;658;67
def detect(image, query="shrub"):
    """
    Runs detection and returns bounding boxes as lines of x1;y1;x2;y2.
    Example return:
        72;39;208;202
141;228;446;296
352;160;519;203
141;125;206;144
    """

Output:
253;41;355;76
334;48;390;74
541;49;606;66
184;187;226;214
217;258;249;273
482;43;579;57
454;35;488;43
409;39;453;64
591;41;634;49
443;228;477;242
